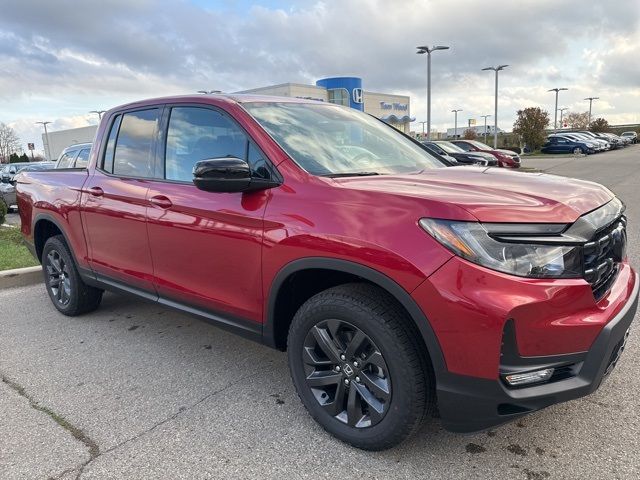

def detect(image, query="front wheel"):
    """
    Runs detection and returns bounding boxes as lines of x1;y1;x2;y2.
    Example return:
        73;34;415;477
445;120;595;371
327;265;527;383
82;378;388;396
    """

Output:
42;235;103;316
287;283;434;450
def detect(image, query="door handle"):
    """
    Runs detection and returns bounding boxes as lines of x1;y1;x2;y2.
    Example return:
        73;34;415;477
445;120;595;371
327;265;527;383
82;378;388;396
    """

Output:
86;186;104;197
149;195;173;209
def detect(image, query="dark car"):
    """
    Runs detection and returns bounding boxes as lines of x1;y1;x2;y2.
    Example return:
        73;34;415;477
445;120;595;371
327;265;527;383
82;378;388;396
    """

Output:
424;141;498;166
541;136;595;155
16;94;637;450
451;140;521;168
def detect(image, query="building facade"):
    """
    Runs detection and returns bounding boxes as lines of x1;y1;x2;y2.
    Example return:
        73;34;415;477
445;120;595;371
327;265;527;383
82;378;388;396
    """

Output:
237;77;414;133
42;125;97;161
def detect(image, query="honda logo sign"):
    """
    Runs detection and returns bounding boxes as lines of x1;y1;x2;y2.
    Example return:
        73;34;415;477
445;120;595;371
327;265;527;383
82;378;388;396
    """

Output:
352;88;363;104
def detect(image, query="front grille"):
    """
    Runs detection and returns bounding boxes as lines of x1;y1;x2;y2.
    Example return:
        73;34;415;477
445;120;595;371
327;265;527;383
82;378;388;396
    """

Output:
583;216;626;300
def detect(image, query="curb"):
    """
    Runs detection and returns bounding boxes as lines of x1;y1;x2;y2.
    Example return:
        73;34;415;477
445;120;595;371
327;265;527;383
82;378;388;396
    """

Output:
0;266;43;289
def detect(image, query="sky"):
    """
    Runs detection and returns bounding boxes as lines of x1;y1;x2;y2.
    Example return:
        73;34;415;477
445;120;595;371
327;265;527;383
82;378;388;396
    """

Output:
1;0;639;156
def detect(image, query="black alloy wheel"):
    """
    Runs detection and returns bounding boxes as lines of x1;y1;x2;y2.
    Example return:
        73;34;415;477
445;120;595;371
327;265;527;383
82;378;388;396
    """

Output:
46;249;72;306
302;319;391;428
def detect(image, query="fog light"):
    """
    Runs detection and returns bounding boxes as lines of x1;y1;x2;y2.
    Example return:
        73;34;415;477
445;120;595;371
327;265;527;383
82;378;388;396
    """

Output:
504;368;554;386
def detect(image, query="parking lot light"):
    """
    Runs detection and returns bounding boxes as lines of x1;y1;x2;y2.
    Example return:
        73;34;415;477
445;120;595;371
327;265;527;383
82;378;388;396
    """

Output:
197;90;222;94
481;114;492;143
482;65;509;148
35;121;52;161
548;88;568;132
585;97;599;125
451;109;462;139
417;45;450;141
89;110;106;120
557;107;568;128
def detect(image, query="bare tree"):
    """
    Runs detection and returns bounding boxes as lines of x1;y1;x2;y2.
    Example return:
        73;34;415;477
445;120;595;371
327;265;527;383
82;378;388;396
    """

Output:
0;122;21;164
564;111;590;130
463;129;478;140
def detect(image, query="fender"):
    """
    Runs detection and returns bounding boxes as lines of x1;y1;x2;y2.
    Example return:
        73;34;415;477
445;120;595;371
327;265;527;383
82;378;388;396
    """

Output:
264;257;447;375
32;212;96;281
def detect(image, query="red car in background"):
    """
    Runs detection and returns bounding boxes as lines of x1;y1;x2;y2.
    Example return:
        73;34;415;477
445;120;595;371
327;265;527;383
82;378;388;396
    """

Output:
452;139;521;168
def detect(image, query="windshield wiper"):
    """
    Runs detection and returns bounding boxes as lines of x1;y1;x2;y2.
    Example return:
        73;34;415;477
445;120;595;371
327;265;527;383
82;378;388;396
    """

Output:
321;172;381;178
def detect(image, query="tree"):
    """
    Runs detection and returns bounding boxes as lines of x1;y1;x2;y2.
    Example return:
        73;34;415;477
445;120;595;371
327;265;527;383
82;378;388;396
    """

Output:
9;153;20;163
512;107;550;151
589;117;609;133
0;122;21;164
463;129;478;140
19;153;29;163
564;111;590;130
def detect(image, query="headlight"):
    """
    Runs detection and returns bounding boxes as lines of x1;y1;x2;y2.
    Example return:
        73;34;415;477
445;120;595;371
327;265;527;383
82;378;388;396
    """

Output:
419;219;583;278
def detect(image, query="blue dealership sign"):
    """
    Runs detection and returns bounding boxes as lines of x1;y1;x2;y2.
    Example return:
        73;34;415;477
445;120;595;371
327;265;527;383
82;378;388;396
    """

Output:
316;77;364;111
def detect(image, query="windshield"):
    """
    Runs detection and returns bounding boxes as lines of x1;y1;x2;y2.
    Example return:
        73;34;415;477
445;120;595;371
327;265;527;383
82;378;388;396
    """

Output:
434;141;465;154
463;140;492;150
243;102;444;176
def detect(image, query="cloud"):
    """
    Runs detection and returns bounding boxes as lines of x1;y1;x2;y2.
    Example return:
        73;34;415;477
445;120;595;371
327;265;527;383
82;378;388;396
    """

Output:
0;0;638;151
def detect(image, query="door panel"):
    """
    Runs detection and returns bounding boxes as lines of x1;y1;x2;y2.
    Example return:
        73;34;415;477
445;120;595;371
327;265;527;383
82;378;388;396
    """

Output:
146;182;268;321
82;172;155;292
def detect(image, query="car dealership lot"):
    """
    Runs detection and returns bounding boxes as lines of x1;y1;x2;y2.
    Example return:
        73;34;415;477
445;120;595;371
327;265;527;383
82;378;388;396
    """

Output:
1;146;640;480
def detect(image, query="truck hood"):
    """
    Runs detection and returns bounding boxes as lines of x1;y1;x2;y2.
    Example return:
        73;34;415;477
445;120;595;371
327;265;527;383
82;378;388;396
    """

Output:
335;166;613;223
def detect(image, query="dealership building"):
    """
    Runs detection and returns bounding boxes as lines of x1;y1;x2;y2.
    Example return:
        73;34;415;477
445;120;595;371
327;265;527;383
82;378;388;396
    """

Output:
237;77;414;133
43;77;413;159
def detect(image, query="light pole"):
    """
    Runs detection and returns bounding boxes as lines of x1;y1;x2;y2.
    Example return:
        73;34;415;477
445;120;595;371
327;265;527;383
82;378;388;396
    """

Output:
418;121;427;137
36;121;52;161
548;88;568;132
416;45;450;141
481;114;492;143
89;110;106;120
451;109;462;139
482;65;508;148
584;97;599;125
197;90;222;94
558;107;568;129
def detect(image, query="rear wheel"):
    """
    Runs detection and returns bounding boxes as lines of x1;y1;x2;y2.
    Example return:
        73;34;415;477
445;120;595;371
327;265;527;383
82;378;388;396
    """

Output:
42;235;103;316
287;283;434;450
573;147;583;155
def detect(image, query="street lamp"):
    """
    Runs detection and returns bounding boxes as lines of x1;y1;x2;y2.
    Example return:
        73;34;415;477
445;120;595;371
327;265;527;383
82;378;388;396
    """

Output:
89;110;106;120
548;88;568;132
557;107;568;128
451;109;463;139
197;90;222;94
418;121;427;137
416;45;450;141
584;97;599;125
36;121;52;161
480;114;492;143
482;65;508;148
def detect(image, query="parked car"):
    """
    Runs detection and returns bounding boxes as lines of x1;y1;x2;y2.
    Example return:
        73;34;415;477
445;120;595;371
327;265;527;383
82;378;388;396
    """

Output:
451;140;521;168
541;136;595;154
1;162;55;184
17;95;637;450
548;133;603;152
423;141;498;166
55;143;92;169
418;143;459;165
576;131;611;150
1;163;55;209
620;131;637;144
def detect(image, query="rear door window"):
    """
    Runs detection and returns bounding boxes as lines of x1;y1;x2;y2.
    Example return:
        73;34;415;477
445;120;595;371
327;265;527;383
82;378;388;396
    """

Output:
57;151;78;168
112;109;160;178
75;149;90;168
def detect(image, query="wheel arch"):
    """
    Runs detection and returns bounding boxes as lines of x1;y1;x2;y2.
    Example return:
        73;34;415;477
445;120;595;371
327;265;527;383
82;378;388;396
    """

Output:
264;257;447;375
33;213;83;271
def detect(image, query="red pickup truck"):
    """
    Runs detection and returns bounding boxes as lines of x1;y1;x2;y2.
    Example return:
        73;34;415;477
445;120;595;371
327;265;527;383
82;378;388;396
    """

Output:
17;95;637;450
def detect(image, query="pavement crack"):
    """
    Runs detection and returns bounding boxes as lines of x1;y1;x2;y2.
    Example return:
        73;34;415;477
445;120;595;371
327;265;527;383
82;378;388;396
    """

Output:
74;362;274;478
1;374;100;479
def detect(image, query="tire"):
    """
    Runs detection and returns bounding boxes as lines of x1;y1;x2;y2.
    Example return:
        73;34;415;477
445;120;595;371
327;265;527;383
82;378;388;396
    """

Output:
573;147;583;155
287;283;434;450
42;235;103;316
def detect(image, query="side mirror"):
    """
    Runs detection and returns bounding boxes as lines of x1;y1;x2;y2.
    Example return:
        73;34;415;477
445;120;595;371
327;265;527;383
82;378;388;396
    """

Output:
192;157;280;193
193;157;252;193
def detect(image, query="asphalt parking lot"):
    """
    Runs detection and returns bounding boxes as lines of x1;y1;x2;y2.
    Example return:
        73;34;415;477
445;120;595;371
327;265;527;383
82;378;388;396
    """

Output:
1;146;639;480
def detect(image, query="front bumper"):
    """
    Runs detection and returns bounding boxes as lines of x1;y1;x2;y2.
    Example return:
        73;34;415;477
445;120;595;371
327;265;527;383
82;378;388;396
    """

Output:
436;272;638;433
